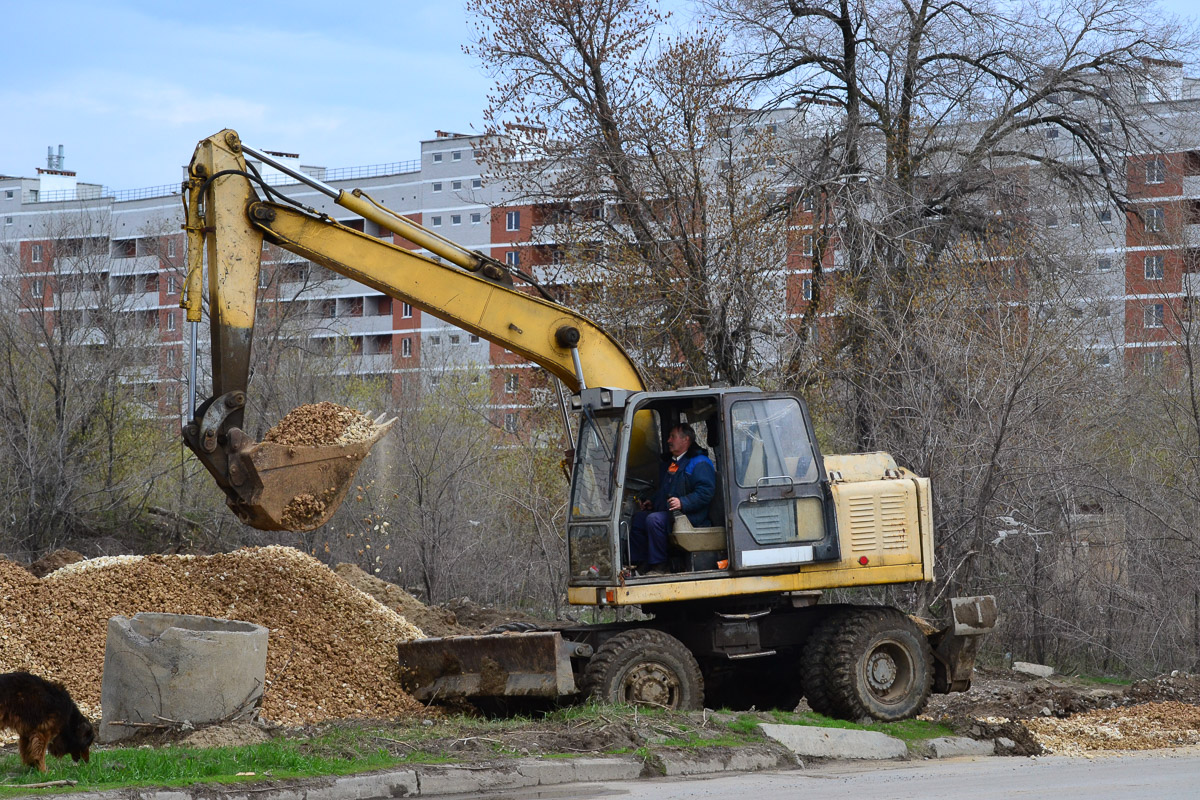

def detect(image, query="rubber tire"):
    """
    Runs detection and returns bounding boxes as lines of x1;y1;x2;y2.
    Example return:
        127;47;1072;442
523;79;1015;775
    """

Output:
800;606;852;716
825;607;933;722
584;629;704;711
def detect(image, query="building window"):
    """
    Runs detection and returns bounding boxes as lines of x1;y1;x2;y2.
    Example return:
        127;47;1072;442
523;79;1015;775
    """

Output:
259;269;269;289
504;413;518;433
430;335;441;345
1097;303;1110;318
167;240;176;258
1047;212;1059;228
470;334;480;343
433;153;442;163
32;279;42;296
1070;212;1081;226
401;337;412;357
4;216;11;225
1097;352;1111;367
167;275;177;294
31;244;42;263
1147;157;1166;185
802;278;813;301
1144;303;1165;328
1144;350;1164;374
166;312;176;331
472;178;482;189
1145;254;1165;280
431;216;442;226
452;180;462;190
471;212;482;224
432;182;442;193
451;214;461;225
4;190;12;199
402;302;413;318
1044;125;1059;139
1145;207;1165;232
450;334;460;345
505;374;518;394
1097;257;1113;272
506;250;520;267
453;151;462;161
802;235;814;256
506;210;520;231
1098;208;1113;224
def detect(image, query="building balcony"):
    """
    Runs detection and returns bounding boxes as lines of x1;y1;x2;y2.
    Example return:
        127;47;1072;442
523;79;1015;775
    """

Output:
325;314;395;336
109;255;162;275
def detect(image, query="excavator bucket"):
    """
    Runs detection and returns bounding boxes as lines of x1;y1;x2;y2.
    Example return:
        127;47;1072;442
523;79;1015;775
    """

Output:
219;418;395;532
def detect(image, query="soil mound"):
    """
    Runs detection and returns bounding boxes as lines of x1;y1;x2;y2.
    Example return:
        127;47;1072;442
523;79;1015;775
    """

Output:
0;546;426;726
334;564;467;638
27;548;85;578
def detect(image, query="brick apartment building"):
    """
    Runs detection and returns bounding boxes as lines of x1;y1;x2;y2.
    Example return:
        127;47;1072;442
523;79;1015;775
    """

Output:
0;132;539;432
3;89;1200;433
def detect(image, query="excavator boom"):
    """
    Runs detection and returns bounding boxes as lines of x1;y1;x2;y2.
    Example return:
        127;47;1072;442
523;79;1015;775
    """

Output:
182;129;645;530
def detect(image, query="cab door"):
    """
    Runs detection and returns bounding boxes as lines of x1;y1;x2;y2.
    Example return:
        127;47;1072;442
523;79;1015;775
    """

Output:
721;393;839;570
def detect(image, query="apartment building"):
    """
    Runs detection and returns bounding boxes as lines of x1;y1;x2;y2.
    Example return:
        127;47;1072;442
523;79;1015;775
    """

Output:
0;132;535;429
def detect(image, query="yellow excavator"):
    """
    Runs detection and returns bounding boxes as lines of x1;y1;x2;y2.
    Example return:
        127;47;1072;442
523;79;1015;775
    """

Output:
182;129;996;720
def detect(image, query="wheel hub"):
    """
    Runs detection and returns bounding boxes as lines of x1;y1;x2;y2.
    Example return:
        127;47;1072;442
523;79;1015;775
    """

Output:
623;662;680;708
867;650;898;691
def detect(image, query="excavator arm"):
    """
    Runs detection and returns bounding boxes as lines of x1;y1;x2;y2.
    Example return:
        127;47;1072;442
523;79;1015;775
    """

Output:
181;129;645;531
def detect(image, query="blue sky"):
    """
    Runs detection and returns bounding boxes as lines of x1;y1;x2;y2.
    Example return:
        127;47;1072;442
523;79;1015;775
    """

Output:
3;0;1198;191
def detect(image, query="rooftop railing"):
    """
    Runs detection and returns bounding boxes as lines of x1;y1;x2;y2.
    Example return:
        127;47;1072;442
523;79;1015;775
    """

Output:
28;158;422;204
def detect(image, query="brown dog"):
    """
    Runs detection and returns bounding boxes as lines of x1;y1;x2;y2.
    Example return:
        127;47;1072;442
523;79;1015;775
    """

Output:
0;672;94;772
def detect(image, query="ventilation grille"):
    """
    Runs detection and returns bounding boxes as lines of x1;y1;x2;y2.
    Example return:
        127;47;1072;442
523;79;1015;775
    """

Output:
846;490;911;552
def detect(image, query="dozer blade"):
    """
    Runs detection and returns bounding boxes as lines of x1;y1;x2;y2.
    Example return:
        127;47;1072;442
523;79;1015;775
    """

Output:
397;632;587;701
223;418;395;532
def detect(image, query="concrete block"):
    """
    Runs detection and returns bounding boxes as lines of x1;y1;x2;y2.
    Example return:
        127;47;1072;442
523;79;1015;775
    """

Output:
659;753;727;776
100;613;267;743
569;756;645;782
928;736;996;758
417;765;538;795
300;771;417;799
760;723;908;760
516;758;578;785
1013;661;1055;678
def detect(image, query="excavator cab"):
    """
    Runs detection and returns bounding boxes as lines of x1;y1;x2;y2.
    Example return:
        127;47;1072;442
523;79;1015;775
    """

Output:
566;386;840;587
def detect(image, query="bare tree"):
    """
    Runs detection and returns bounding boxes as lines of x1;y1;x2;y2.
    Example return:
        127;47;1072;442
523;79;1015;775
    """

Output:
467;0;791;386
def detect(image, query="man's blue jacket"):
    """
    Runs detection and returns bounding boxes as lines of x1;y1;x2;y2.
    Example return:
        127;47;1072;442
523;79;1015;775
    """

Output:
652;448;717;526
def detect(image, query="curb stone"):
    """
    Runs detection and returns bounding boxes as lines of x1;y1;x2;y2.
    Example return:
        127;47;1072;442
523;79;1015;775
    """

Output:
926;736;998;758
760;723;909;760
51;729;998;798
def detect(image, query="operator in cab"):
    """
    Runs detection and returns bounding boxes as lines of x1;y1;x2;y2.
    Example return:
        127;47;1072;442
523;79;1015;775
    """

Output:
630;423;716;575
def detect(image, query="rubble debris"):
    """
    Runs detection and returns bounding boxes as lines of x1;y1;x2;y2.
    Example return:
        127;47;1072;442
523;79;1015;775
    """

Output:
262;402;380;447
1024;701;1200;755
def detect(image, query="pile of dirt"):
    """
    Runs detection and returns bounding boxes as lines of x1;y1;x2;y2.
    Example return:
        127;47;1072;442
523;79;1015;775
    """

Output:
0;546;427;726
923;666;1123;721
26;548;85;578
334;564;468;638
441;596;550;633
1125;671;1200;705
262;402;380;447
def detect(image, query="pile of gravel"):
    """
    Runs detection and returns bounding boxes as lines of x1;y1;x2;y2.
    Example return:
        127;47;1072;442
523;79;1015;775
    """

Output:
0;546;426;726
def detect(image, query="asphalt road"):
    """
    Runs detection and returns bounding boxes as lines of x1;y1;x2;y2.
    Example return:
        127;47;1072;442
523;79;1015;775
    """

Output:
501;749;1200;800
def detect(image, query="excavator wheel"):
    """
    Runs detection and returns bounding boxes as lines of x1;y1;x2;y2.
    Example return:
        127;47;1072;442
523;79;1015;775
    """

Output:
799;605;853;716
584;629;703;711
824;607;933;722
